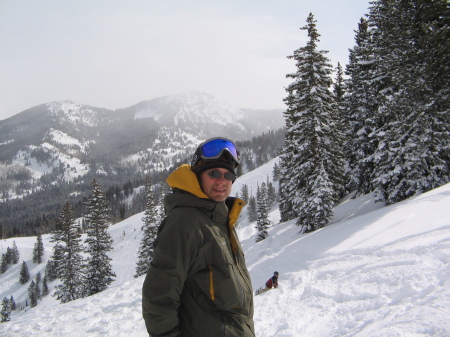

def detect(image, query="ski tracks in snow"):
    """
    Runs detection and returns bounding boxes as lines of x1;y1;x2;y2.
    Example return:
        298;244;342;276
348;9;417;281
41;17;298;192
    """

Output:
253;225;450;337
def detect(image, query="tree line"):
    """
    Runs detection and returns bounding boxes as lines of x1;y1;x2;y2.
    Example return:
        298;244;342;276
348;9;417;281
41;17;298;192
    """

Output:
1;179;117;322
1;129;284;239
279;1;449;233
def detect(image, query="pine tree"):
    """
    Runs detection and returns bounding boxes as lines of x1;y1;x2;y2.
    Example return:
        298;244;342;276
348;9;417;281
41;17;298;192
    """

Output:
50;243;64;278
333;62;345;104
19;261;30;285
32;234;44;264
333;62;348;197
9;296;16;311
28;280;37;308
11;241;20;264
84;178;115;296
135;180;160;278
0;254;7;274
245;156;255;171
1;298;11;323
369;0;450;204
52;201;84;303
5;247;13;264
267;180;277;206
35;272;42;300
272;163;281;181
45;259;58;281
255;183;270;242
279;13;345;231
42;275;49;296
278;108;296;222
343;17;381;195
240;184;249;204
247;195;257;223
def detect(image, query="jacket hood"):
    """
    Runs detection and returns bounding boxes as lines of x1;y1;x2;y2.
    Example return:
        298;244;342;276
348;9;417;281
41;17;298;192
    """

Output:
166;164;209;199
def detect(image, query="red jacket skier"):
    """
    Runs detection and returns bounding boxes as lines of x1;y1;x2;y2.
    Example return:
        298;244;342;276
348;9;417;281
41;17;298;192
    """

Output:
255;271;279;295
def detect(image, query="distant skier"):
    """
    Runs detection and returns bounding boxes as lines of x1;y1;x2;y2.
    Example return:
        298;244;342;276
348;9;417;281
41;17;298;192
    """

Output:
255;271;279;295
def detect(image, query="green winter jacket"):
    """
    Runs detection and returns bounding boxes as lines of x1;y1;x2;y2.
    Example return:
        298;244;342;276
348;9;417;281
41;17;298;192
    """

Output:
142;164;255;337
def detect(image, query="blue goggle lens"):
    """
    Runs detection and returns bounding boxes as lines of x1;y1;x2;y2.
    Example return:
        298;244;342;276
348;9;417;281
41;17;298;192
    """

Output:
200;138;240;163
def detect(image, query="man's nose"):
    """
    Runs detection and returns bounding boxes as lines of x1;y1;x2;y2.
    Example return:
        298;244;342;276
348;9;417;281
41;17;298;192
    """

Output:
216;174;226;182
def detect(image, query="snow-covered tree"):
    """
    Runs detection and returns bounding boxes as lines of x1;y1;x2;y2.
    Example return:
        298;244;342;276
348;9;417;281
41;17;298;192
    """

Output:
84;178;115;296
240;184;249;204
11;241;20;264
45;259;57;281
343;17;381;195
0;254;7;274
1;298;11;323
28;280;38;308
333;62;345;105
279;13;345;232
267;177;277;206
9;296;16;311
33;234;44;264
42;275;49;296
255;183;270;242
35;272;42;300
19;261;30;284
272;162;281;181
368;0;450;204
52;201;84;303
247;195;257;223
135;180;160;278
50;242;64;277
5;247;13;264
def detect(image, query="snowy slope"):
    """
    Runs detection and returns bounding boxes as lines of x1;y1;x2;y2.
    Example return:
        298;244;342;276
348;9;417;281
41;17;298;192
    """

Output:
46;101;109;127
1;159;449;336
133;91;245;129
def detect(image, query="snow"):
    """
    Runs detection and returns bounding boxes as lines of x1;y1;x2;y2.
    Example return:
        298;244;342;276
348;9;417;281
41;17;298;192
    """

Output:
12;143;90;182
134;91;246;130
1;159;449;336
45;128;91;153
46;101;100;127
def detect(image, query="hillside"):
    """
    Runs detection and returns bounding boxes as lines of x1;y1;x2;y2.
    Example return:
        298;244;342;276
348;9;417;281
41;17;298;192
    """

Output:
1;159;449;336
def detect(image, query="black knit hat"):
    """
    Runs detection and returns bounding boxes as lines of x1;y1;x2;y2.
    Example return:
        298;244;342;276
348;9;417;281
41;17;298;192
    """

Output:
191;154;237;176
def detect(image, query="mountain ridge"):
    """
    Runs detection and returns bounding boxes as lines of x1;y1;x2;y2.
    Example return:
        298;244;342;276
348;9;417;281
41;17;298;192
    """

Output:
0;91;285;237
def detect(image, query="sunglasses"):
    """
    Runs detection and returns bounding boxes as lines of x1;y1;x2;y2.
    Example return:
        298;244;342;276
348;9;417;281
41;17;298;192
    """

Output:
191;138;240;167
207;170;237;182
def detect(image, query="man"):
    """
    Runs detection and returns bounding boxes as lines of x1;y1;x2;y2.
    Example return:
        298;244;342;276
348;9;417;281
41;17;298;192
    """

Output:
142;137;255;337
254;271;279;295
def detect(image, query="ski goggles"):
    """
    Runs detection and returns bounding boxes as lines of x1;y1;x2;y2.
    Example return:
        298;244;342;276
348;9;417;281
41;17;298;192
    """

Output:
207;169;237;182
191;138;240;166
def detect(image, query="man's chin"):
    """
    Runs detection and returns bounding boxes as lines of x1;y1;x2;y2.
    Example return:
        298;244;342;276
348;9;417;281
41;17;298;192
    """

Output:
210;194;227;202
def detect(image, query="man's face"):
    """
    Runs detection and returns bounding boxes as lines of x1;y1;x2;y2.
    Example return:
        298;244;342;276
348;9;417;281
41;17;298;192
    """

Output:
199;167;233;202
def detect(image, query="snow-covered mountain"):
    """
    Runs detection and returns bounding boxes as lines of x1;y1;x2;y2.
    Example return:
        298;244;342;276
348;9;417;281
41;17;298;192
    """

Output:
0;91;284;236
1;158;449;336
0;91;283;187
118;91;283;137
130;92;246;127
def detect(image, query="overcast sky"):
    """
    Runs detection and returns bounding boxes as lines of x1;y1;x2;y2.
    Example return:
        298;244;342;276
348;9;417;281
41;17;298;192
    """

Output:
0;0;370;121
